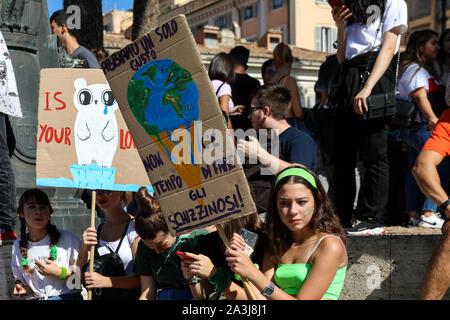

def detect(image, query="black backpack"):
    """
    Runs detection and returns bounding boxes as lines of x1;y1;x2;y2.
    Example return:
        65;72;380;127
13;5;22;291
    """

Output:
83;220;139;300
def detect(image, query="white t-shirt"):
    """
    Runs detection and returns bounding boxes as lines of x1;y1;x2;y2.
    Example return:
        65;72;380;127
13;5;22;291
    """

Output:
212;79;235;113
398;64;439;101
98;220;138;275
11;230;81;299
398;63;445;121
345;0;408;60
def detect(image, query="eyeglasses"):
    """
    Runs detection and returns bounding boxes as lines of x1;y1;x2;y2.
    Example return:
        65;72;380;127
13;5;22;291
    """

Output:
249;106;265;114
88;189;113;196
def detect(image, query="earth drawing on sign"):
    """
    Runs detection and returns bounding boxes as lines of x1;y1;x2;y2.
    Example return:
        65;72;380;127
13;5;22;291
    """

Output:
127;59;203;198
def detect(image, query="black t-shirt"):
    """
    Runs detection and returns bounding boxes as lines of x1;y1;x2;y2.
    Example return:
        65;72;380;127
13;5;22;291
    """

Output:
230;73;261;107
230;73;261;131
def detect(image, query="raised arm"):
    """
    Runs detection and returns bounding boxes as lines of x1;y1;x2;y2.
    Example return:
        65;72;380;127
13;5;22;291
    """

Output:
331;6;352;64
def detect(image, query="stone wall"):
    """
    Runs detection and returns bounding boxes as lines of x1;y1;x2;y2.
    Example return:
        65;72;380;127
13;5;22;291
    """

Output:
1;234;449;300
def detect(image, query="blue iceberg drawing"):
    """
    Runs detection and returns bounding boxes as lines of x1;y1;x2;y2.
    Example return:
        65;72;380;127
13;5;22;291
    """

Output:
36;163;153;193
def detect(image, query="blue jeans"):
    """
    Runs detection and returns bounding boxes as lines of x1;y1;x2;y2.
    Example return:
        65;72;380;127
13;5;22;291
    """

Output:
0;113;16;231
401;124;449;213
41;292;84;300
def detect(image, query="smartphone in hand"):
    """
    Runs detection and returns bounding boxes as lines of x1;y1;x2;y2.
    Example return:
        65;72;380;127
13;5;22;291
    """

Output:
176;251;189;260
238;228;259;258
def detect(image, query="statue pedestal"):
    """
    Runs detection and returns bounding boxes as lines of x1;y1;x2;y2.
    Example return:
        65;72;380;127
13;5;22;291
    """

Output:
4;0;99;238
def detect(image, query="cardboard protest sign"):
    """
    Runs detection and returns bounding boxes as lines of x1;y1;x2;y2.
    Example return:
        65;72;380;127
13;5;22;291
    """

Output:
36;68;152;192
102;15;257;235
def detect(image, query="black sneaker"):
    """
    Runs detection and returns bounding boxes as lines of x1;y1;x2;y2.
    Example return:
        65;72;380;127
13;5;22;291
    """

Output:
346;220;386;235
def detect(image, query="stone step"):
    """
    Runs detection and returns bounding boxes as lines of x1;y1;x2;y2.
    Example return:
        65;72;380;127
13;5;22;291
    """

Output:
1;230;448;300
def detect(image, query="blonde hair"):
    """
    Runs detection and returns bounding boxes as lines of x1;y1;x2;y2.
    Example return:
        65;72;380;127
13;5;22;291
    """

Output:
273;42;294;67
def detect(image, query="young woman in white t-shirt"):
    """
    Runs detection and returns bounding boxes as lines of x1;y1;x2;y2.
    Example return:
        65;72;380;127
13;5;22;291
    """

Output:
398;30;447;229
330;0;408;233
11;188;82;300
209;52;235;129
79;190;141;299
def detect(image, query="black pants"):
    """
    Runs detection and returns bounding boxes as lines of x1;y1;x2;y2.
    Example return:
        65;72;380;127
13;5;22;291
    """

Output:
332;111;389;227
0;113;16;231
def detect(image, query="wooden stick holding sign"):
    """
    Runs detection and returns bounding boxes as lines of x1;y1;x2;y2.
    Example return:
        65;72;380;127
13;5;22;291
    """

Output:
216;225;256;300
87;191;96;301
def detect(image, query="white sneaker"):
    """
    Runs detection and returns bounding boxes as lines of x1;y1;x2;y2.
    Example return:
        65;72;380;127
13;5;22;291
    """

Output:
346;221;386;235
418;213;444;229
407;217;421;228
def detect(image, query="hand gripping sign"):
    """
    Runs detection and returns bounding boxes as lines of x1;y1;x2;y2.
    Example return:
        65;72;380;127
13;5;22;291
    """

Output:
36;69;153;300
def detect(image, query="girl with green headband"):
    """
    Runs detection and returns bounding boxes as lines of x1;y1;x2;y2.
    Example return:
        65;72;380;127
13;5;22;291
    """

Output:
225;166;348;300
11;188;82;300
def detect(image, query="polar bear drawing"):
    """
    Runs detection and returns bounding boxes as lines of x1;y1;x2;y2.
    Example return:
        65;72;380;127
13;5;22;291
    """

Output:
73;78;119;168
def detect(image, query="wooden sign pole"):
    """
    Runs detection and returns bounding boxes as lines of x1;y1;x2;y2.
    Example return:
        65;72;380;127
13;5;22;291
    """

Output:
87;191;96;301
216;225;256;300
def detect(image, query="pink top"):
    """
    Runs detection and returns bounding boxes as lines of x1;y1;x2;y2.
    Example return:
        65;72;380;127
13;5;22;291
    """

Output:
212;79;234;113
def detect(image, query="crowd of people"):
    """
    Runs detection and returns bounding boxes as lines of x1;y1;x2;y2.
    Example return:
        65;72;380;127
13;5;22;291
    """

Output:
1;1;450;300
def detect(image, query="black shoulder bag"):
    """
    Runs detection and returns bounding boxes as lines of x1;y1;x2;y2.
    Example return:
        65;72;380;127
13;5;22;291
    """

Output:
361;20;400;120
83;220;139;300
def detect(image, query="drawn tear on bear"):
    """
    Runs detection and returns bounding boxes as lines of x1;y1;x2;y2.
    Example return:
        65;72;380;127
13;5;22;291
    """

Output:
73;78;119;168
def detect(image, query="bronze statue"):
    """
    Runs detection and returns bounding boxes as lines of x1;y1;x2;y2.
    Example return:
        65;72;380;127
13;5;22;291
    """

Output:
0;0;26;31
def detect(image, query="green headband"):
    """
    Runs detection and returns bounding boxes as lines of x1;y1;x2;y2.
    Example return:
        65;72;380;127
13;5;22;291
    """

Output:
274;167;317;189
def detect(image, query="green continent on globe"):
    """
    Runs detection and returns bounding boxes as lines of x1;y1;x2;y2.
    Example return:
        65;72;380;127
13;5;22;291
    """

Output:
127;78;159;135
162;62;193;118
142;65;158;82
165;63;191;92
162;87;184;118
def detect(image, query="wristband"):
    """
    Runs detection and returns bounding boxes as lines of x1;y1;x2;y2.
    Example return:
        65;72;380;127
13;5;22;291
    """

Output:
59;267;67;280
437;199;450;217
188;275;201;285
21;257;28;267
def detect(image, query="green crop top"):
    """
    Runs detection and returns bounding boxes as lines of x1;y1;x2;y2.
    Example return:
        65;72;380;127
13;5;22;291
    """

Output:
273;235;347;300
